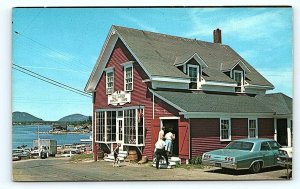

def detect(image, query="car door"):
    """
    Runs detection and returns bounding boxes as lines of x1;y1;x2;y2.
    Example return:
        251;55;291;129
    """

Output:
260;142;274;167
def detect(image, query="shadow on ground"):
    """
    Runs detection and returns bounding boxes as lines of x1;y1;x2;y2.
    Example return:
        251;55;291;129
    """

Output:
205;166;286;176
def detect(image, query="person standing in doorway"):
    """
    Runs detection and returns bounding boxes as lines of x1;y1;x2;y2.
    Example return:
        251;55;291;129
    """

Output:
165;128;175;156
158;126;165;140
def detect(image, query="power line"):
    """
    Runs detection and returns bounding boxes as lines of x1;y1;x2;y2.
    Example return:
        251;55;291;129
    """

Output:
13;65;92;98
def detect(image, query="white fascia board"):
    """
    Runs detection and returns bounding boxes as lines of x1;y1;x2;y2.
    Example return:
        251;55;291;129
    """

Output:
149;88;187;113
175;52;208;68
202;80;237;87
121;61;135;67
222;60;251;74
84;27;118;92
244;84;274;90
115;30;152;78
159;116;180;120
180;112;274;119
85;26;153;93
274;114;293;119
233;60;251;73
151;76;191;83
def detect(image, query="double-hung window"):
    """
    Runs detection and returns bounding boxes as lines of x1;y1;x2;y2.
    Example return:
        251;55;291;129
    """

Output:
248;119;258;138
124;65;133;91
220;118;231;141
106;68;114;94
187;64;199;89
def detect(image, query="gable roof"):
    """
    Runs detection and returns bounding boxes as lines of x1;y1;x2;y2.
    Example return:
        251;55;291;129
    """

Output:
151;90;274;114
255;93;293;115
85;25;274;92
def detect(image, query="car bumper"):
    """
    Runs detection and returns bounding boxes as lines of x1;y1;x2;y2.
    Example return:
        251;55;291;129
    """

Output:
277;157;292;168
202;159;237;169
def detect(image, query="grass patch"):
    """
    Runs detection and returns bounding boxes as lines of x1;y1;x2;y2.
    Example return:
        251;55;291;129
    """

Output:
179;164;205;170
69;154;93;162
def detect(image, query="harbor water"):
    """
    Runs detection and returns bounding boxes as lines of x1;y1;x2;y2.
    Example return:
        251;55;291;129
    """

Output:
12;125;91;149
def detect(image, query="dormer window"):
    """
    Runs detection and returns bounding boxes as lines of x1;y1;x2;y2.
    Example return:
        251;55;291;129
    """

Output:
187;64;199;89
233;70;244;92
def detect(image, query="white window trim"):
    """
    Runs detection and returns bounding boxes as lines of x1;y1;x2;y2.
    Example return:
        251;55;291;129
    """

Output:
220;118;231;141
233;70;245;93
233;70;244;85
123;64;133;92
105;68;114;95
248;118;258;138
187;64;200;90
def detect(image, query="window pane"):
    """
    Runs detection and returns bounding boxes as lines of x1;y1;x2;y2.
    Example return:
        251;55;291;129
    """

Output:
221;119;230;140
124;66;133;91
189;67;197;81
123;108;144;145
106;71;114;94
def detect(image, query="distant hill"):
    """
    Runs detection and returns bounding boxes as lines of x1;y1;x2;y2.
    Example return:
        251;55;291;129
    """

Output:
12;111;44;122
58;114;89;122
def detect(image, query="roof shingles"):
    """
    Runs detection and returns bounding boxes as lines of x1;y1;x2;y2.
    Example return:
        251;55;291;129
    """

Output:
153;90;275;113
114;25;273;87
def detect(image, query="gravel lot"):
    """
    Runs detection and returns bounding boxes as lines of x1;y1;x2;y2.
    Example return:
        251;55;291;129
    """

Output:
12;158;291;181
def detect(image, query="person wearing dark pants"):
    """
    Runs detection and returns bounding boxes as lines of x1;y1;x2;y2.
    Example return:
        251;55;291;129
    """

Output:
155;139;169;169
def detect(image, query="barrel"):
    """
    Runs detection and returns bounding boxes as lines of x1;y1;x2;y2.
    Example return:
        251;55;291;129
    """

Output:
97;146;104;159
127;150;137;161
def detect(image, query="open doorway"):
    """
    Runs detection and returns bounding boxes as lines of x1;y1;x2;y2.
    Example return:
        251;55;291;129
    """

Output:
277;119;287;146
162;119;178;156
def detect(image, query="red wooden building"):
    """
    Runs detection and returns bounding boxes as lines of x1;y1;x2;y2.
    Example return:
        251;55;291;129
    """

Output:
85;26;292;163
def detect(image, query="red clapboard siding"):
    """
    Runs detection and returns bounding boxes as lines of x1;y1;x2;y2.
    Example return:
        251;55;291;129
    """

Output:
93;40;181;159
190;118;228;158
231;118;248;140
258;118;274;139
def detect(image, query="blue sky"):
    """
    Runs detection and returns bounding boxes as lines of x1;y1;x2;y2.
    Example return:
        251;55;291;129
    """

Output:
12;7;292;121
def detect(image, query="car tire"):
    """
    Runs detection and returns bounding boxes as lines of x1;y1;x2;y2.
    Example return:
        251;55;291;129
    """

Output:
250;162;262;173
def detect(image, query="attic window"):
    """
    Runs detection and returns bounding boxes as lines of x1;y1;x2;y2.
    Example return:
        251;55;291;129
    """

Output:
187;64;199;89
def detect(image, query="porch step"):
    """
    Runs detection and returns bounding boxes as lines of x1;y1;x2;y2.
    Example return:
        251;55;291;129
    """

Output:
152;161;177;169
152;156;180;169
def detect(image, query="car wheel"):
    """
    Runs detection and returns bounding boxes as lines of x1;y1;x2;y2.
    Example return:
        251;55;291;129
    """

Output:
250;162;262;173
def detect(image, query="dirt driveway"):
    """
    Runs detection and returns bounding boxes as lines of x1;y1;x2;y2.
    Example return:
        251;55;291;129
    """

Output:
12;158;290;181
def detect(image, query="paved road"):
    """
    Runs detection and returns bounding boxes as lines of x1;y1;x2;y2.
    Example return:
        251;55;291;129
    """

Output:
12;158;291;181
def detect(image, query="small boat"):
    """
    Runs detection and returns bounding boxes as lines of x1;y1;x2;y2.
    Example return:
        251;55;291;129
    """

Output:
80;135;92;143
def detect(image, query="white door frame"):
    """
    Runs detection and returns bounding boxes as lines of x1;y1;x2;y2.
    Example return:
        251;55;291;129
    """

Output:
116;111;124;149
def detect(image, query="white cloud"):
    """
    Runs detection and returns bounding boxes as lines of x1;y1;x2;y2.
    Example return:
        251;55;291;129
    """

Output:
122;15;158;32
46;51;75;62
185;9;290;42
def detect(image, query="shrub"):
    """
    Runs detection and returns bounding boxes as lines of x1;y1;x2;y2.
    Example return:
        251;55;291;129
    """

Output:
189;156;202;165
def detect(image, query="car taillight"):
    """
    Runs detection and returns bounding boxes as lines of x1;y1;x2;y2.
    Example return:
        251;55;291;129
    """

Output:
203;154;211;159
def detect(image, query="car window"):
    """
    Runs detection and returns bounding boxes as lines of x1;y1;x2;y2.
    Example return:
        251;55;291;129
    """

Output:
268;141;281;150
260;142;271;151
225;141;254;151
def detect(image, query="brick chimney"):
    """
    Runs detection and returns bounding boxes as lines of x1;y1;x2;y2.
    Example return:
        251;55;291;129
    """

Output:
213;28;222;43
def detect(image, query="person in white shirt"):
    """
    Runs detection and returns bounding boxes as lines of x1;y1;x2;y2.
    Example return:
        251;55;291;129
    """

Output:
158;126;165;141
165;129;175;156
155;138;169;169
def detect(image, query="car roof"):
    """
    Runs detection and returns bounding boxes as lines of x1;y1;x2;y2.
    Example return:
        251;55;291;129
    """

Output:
234;138;275;143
